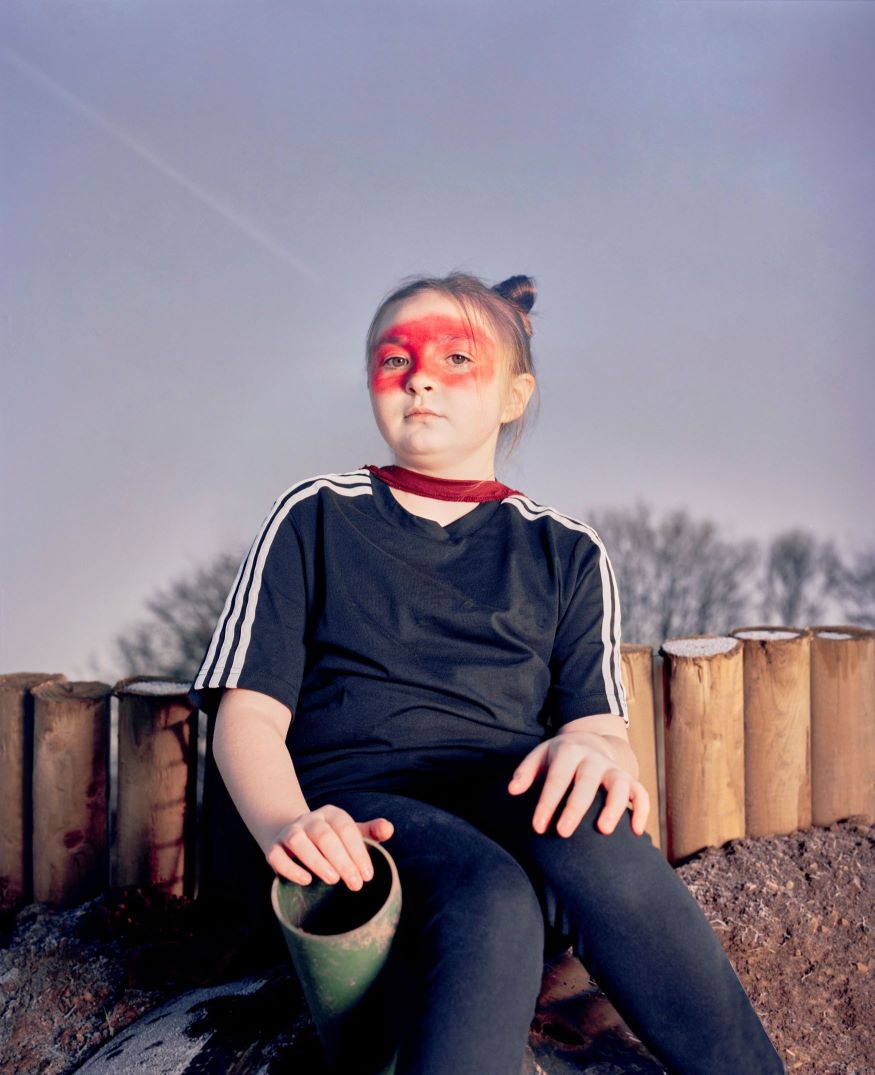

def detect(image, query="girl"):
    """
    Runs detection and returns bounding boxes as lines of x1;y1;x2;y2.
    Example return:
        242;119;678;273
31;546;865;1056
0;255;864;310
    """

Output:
188;272;785;1075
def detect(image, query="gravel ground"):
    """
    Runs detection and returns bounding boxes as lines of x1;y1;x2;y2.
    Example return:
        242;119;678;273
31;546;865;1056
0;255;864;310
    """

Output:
0;817;871;1074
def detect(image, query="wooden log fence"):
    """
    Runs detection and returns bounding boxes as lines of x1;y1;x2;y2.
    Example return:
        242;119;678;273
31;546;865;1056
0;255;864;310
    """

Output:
31;680;111;907
730;627;811;838
808;625;875;827
660;636;746;863
114;677;199;898
620;644;661;848
0;672;65;910
1;624;873;914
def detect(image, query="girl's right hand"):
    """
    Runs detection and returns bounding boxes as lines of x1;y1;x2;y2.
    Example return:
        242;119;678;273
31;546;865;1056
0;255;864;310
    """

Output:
266;806;394;890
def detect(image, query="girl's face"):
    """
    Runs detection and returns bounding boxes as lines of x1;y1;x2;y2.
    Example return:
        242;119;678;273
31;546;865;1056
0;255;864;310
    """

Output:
367;291;527;476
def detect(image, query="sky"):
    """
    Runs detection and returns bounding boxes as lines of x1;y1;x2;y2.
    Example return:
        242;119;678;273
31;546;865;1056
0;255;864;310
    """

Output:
2;0;873;681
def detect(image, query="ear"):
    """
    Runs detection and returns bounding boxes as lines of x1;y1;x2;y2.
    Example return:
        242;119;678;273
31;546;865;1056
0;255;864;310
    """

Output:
502;372;536;424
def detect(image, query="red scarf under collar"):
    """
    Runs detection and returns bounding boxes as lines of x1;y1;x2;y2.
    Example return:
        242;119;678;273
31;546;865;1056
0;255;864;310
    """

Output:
364;464;521;503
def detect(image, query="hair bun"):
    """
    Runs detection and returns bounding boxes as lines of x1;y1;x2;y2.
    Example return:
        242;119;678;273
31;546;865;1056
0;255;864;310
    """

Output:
492;275;536;315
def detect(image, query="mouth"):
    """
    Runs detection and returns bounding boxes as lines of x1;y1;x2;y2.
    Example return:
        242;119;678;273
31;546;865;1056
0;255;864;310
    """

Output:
405;410;441;418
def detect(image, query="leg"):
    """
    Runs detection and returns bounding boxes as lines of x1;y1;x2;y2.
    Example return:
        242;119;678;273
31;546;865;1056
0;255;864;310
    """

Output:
462;766;786;1075
311;788;546;1075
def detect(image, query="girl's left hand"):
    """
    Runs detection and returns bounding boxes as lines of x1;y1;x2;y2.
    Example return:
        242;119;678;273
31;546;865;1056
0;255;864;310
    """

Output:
507;734;649;838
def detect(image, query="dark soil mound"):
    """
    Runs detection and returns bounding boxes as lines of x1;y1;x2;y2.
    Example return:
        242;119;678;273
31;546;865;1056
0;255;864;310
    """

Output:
0;818;871;1074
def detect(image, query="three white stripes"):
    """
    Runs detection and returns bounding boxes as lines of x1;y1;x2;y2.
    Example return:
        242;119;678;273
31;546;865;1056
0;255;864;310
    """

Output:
504;496;628;720
195;472;627;719
193;471;372;692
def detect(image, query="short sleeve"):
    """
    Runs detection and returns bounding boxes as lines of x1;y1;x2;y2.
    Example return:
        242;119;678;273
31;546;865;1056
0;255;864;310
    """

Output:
548;532;629;727
188;493;308;719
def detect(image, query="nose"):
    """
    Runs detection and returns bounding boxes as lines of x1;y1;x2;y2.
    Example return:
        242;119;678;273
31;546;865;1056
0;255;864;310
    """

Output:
404;360;434;394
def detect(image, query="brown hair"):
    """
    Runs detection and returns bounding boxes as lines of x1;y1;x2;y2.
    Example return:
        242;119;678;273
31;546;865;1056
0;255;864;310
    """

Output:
364;271;540;461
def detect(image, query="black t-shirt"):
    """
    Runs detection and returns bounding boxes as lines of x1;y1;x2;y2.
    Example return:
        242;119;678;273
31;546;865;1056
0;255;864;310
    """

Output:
189;468;628;800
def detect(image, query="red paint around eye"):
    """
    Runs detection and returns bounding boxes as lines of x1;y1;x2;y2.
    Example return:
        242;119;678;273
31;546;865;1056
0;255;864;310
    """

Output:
370;314;498;394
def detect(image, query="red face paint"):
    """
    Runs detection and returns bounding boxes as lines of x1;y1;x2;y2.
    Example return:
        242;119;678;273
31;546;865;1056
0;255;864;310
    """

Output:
370;314;499;395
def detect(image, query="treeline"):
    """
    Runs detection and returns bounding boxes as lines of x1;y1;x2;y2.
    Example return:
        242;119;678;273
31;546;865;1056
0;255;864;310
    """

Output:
587;504;873;649
106;505;874;681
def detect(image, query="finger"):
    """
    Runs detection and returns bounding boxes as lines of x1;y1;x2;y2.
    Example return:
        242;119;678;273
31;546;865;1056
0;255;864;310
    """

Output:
307;821;369;890
594;775;635;835
554;766;601;837
507;744;548;795
266;843;313;885
283;827;343;886
532;749;582;833
630;785;651;835
320;809;375;881
360;817;394;843
353;818;395;883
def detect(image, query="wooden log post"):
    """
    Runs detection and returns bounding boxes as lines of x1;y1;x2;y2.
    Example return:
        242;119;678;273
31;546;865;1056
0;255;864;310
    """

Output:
0;673;66;914
660;636;745;864
808;625;875;826
730;627;812;838
31;680;112;907
619;645;661;850
115;677;199;898
650;651;668;852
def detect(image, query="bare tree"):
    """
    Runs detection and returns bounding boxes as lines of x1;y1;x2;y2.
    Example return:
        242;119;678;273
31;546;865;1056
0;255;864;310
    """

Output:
111;549;244;680
108;511;871;685
826;546;875;629
587;503;760;647
760;530;833;625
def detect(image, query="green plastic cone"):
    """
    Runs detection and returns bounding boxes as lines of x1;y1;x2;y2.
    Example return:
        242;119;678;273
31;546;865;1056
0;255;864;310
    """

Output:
271;837;402;1074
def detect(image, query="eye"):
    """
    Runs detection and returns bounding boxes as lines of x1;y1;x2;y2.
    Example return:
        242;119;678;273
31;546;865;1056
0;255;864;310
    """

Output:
447;353;473;366
381;355;408;369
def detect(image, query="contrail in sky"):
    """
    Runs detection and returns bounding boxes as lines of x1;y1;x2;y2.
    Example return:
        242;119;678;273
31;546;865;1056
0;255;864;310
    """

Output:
2;46;321;284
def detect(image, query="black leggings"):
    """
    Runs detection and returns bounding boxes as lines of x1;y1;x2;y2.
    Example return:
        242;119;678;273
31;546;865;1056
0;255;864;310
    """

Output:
310;758;785;1075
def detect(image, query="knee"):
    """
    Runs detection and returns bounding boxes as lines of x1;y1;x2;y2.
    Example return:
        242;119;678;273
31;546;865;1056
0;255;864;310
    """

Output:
458;857;545;961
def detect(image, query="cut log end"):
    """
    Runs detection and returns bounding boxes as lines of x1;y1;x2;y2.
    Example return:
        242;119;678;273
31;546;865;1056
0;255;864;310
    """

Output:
115;677;194;698
662;636;739;659
732;628;804;641
31;681;112;703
